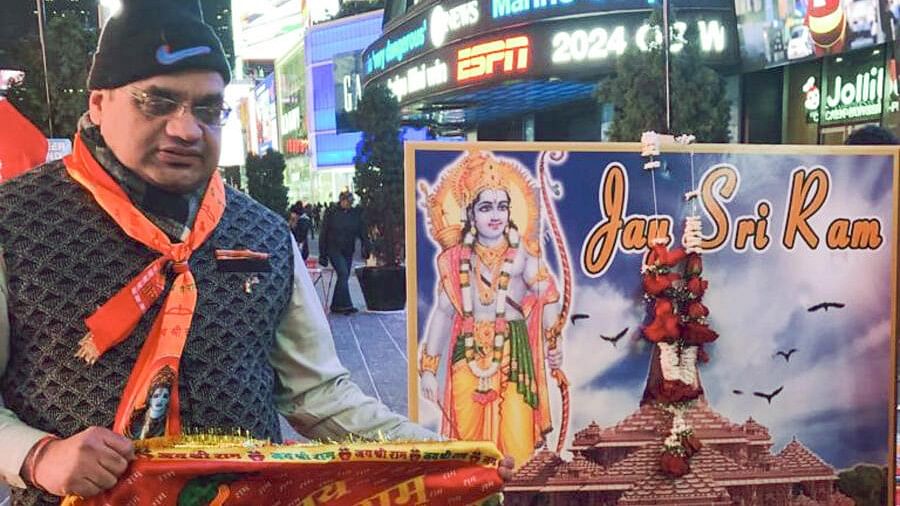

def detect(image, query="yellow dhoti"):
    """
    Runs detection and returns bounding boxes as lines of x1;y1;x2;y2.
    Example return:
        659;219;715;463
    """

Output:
450;362;538;468
446;319;551;469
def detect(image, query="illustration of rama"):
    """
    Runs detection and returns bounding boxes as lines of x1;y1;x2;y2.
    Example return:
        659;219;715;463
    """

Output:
417;152;571;468
126;365;176;440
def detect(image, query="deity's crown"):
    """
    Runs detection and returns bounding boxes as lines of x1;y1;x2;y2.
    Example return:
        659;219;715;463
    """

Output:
149;365;177;391
455;155;508;206
419;151;540;254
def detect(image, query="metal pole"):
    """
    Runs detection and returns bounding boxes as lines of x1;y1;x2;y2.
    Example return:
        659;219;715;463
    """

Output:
662;0;671;133
35;0;54;137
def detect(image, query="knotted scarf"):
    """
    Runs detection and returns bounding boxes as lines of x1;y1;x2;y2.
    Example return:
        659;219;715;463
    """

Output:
62;133;225;438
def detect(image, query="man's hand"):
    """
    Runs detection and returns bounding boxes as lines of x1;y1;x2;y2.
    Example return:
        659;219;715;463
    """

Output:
29;427;135;497
420;371;439;403
498;455;515;482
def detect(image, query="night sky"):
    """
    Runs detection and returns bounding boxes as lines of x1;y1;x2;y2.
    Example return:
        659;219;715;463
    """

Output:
0;0;234;70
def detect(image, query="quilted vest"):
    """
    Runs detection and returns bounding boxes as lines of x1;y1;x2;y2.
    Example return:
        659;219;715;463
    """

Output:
0;162;293;505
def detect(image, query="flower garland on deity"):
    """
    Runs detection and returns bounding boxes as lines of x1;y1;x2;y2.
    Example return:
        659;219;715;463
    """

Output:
459;226;520;403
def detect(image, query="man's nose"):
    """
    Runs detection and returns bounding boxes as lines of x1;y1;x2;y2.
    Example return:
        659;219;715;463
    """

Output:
165;110;204;143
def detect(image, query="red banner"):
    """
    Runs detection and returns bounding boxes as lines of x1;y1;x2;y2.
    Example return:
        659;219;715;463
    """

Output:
0;99;47;183
63;439;503;506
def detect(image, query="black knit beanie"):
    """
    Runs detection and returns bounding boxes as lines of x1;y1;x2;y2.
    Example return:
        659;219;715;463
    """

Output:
88;0;231;90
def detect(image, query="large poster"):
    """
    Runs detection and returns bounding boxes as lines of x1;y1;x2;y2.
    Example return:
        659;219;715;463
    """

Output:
406;142;898;505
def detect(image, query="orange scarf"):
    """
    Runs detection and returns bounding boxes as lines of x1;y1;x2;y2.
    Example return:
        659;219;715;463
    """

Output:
63;134;225;438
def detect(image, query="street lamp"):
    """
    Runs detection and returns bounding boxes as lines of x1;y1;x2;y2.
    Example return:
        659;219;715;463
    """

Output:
98;0;122;27
34;0;53;136
662;0;671;133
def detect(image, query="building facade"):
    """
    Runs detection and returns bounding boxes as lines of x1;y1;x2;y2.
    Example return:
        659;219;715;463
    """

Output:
725;0;897;144
305;9;385;203
362;0;899;143
363;0;741;141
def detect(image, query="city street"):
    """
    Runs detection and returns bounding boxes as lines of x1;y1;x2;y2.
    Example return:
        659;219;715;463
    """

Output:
281;234;411;441
307;235;410;417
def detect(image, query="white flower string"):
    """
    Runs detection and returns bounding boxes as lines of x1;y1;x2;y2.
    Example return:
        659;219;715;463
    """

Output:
678;134;697;217
641;132;662;217
662;403;695;455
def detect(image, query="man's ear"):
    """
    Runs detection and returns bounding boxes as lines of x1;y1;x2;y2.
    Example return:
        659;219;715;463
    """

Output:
87;90;106;125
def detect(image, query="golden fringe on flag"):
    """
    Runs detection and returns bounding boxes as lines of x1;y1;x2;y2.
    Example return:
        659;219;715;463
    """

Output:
62;436;504;506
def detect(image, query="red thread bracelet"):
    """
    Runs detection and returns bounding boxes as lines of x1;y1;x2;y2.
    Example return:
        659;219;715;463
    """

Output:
24;434;59;491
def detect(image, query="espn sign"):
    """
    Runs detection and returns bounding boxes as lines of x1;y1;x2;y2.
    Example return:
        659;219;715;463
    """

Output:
457;36;530;83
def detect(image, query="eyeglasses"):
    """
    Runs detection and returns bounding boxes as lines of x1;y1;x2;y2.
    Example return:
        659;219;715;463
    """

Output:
127;87;231;127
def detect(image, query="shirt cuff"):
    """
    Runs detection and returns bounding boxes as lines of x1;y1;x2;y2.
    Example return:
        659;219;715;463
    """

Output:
0;424;49;489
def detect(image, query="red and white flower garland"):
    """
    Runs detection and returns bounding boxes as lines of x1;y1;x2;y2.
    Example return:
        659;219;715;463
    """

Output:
640;216;719;478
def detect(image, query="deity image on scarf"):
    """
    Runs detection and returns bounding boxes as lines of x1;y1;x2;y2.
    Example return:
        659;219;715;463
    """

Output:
417;152;565;469
127;365;176;440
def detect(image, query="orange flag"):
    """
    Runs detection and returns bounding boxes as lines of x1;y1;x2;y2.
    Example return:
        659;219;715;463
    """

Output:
0;98;47;183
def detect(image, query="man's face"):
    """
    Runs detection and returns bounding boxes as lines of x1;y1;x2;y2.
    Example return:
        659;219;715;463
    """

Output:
88;70;225;194
149;386;170;419
472;189;509;242
339;196;352;209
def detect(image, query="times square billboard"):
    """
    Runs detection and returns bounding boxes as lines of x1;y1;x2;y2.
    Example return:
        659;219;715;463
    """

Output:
362;0;739;104
735;0;898;71
231;0;304;62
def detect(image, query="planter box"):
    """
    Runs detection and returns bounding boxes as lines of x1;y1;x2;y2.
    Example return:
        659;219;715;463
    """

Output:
355;265;406;311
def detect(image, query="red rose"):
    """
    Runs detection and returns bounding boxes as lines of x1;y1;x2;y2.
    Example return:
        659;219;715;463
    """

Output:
658;379;701;403
653;298;674;317
643;272;679;296
681;434;703;458
697;346;709;363
643;299;680;343
686;301;709;319
682;321;719;345
660;451;690;477
686;276;708;297
648;244;686;268
685;253;703;276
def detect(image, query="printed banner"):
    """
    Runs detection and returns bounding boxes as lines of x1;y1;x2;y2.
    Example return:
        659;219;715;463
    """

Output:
406;141;898;505
64;439;503;506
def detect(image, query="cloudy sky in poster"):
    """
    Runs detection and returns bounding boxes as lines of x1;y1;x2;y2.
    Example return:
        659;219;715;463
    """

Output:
412;147;895;470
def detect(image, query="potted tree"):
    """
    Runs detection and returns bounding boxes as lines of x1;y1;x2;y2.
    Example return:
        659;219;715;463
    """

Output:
352;83;406;310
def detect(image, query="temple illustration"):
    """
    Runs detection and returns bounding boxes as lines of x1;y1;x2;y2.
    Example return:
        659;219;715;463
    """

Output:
505;398;855;505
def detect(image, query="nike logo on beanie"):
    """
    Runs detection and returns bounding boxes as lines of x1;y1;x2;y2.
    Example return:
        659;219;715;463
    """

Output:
156;45;212;65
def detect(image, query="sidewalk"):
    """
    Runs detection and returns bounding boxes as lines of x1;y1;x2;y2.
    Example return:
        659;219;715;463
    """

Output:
281;234;411;441
308;233;410;416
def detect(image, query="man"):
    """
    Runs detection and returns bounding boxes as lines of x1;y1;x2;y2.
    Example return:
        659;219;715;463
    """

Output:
317;191;368;315
845;125;899;145
0;2;511;504
288;200;312;260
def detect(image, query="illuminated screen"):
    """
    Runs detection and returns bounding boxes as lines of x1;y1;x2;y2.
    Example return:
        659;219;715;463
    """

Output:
365;0;733;79
735;0;892;72
254;73;278;153
368;9;737;104
231;0;303;61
